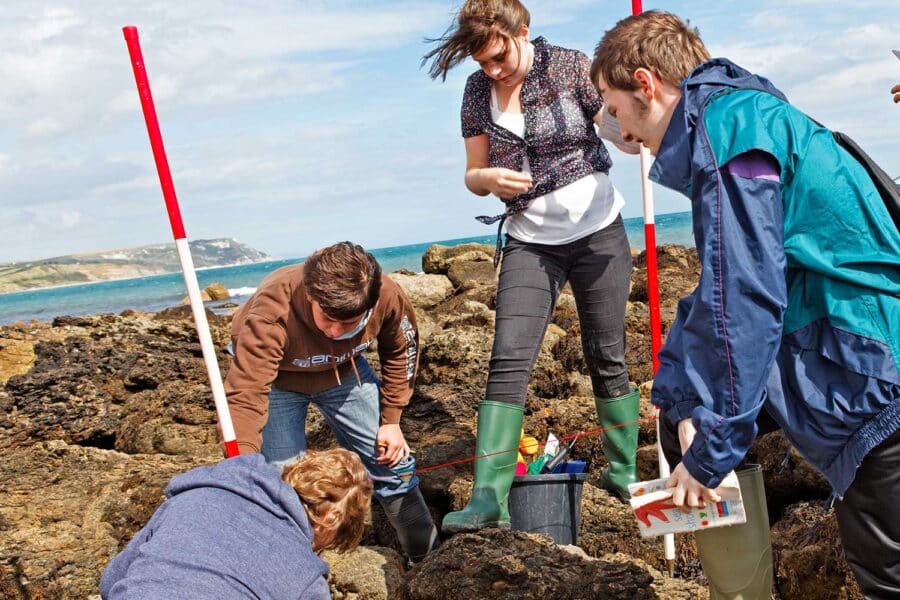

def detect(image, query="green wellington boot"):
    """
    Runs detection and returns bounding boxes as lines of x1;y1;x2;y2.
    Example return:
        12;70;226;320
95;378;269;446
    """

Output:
695;465;773;599
441;401;524;533
594;388;640;500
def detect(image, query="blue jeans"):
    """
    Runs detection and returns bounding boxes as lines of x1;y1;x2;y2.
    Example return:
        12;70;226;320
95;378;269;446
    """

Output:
260;357;418;501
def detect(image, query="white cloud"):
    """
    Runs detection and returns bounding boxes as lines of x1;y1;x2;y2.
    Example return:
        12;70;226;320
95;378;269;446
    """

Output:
708;17;900;114
0;0;898;264
746;10;797;30
0;1;447;143
19;7;83;44
9;205;82;239
24;116;64;138
0;156;144;207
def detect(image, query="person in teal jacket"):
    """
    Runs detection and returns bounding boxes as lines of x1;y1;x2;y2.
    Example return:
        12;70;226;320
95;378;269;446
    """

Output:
591;10;900;599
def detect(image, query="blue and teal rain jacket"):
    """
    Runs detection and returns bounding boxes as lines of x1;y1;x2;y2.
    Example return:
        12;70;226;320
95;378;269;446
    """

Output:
650;58;900;496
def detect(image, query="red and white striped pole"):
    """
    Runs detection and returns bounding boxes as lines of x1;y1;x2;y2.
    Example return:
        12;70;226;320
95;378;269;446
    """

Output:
629;0;674;576
122;26;240;458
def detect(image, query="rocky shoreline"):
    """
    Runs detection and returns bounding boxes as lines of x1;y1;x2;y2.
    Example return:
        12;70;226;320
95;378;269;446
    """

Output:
0;243;861;599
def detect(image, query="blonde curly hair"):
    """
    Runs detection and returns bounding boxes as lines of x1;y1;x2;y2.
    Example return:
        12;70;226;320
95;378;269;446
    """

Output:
281;448;373;553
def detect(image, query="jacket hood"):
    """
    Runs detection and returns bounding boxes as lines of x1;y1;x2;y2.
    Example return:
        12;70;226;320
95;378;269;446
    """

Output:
681;58;786;119
165;453;314;543
650;58;787;193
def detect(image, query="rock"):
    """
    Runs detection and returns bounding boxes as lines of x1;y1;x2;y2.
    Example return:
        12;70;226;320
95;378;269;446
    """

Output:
416;325;491;389
567;372;593;397
438;299;494;330
446;259;496;289
0;312;229;454
322;546;407;600
578;482;701;575
0;337;36;385
421;243;494;275
180;289;212;304
0;321;80;385
398;383;482;496
390;273;454;309
0;244;864;598
408;528;706;599
413;311;439;346
0;440;211;598
431;293;494;324
630;244;701;306
746;431;831;515
771;501;862;600
203;282;230;301
551;291;579;330
636;383;659;445
152;304;224;326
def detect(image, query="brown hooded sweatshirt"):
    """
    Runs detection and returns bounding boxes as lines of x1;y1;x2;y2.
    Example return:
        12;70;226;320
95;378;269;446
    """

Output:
224;264;418;454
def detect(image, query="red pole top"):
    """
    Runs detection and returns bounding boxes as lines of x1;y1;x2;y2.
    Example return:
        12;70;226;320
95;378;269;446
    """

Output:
122;26;187;240
632;0;642;15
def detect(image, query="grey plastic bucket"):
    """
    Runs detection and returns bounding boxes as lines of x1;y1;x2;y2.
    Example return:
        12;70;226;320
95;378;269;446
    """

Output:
508;472;587;545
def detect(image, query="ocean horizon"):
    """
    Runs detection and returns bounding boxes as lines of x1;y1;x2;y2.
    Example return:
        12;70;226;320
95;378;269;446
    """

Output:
0;211;694;325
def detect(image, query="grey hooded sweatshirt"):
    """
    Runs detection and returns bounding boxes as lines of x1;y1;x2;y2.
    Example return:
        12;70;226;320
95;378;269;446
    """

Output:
100;454;330;599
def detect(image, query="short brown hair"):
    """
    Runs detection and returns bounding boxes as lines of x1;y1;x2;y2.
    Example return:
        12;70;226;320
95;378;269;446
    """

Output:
282;448;373;553
303;242;382;319
591;10;710;91
423;0;530;81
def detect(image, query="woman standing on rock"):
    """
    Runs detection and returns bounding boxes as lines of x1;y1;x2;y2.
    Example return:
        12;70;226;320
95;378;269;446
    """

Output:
424;0;640;533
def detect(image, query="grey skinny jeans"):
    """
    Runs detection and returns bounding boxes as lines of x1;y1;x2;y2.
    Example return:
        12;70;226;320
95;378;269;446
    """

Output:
487;215;632;404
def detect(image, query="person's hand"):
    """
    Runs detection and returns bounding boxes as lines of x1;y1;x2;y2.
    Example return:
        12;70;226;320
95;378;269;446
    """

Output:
892;83;900;104
376;424;410;467
477;167;533;199
667;417;721;512
666;462;722;513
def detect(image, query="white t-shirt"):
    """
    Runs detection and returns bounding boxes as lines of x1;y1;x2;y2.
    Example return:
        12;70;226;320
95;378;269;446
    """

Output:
490;87;624;245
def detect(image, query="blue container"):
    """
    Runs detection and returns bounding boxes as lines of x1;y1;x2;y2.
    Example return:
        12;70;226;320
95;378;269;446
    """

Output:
508;472;588;545
550;459;586;474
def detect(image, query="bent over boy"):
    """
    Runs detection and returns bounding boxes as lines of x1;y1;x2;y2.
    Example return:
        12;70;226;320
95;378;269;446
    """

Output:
225;241;439;563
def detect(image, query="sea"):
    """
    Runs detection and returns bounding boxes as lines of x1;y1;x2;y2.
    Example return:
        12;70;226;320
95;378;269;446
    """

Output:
0;211;694;325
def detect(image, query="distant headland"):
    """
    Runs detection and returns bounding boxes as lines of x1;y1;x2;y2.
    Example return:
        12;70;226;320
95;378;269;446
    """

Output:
0;238;269;294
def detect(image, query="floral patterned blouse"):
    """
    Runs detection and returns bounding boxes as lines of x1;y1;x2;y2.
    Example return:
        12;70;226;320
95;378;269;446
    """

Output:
461;36;613;221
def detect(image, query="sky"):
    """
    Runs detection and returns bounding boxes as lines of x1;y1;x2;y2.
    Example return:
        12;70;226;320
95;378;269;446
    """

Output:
1;0;898;263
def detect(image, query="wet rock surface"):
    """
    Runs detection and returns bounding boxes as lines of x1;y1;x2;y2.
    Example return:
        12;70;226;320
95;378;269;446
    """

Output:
0;243;862;598
407;529;706;600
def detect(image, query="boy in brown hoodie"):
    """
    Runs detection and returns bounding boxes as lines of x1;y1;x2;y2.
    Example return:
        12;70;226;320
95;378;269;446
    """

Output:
225;241;439;563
